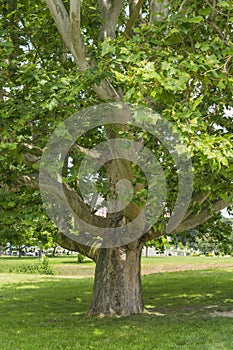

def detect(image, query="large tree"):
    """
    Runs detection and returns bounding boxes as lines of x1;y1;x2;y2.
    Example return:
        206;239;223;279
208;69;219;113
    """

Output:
0;0;232;316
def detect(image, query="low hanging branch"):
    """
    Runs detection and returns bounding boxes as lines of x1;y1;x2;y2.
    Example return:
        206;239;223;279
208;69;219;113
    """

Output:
172;199;230;234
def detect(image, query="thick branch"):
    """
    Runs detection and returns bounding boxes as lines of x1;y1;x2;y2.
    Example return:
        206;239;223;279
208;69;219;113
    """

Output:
125;0;145;37
173;199;231;234
70;0;88;70
19;171;115;232
98;0;125;40
182;191;210;221
41;175;115;231
149;0;168;22
93;78;123;101
55;231;99;261
139;227;163;245
44;0;88;69
44;0;122;101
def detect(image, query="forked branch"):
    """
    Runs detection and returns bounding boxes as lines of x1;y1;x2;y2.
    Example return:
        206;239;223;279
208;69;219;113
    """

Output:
44;0;88;69
98;0;125;40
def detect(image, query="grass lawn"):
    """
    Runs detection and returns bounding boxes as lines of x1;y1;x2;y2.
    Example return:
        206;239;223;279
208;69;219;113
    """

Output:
0;257;232;349
1;255;233;277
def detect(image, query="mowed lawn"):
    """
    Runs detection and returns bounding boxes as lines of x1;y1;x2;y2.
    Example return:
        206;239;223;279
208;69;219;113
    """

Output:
0;256;232;349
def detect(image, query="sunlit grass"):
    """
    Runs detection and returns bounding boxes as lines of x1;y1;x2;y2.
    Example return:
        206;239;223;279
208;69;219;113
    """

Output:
1;255;233;277
0;267;232;349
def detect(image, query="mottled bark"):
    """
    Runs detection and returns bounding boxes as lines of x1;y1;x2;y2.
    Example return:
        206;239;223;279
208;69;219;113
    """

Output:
88;242;144;316
149;0;168;22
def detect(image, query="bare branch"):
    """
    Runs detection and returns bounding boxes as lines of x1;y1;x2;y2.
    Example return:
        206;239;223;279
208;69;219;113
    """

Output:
125;0;145;37
149;0;168;22
98;0;125;40
173;199;231;234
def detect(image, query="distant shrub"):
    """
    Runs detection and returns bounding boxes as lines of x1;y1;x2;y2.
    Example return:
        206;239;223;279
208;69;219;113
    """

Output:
206;253;215;257
14;257;55;275
77;254;85;263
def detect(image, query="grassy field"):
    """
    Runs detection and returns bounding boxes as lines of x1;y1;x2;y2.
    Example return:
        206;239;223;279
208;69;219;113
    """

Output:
0;256;232;349
1;255;233;277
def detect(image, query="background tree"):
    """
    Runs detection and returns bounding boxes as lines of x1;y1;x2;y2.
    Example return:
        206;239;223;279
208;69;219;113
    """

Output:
0;0;232;316
173;215;233;255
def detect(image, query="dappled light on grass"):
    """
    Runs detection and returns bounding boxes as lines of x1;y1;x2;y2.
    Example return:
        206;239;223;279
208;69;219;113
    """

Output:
15;284;40;290
0;259;232;349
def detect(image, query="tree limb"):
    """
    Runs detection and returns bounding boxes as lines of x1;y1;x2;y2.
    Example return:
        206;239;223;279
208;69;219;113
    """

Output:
98;0;125;40
173;199;231;234
44;0;122;101
42;178;115;230
93;78;123;101
70;0;88;70
74;144;104;161
149;0;168;22
182;191;210;221
139;227;163;245
44;0;88;69
125;0;145;37
55;230;99;261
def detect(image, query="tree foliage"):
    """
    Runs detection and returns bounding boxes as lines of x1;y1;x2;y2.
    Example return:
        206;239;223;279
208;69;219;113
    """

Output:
0;0;233;315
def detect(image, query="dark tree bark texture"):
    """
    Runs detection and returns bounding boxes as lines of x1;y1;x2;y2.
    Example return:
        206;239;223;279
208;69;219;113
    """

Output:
88;243;144;316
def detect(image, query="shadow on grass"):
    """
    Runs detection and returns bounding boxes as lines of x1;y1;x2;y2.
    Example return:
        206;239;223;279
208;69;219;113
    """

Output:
0;269;232;349
60;260;94;265
142;269;233;315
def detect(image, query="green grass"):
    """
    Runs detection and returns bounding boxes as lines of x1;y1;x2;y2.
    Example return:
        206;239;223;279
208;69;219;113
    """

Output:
0;259;233;349
1;255;233;277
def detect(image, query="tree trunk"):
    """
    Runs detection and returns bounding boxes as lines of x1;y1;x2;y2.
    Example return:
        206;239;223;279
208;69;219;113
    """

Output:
88;243;144;316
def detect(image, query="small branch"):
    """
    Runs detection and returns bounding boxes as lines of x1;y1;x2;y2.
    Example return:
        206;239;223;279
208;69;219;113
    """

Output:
93;78;123;101
177;0;188;13
74;144;104;161
207;19;230;46
22;143;42;151
125;0;145;37
22;153;39;166
223;55;233;74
